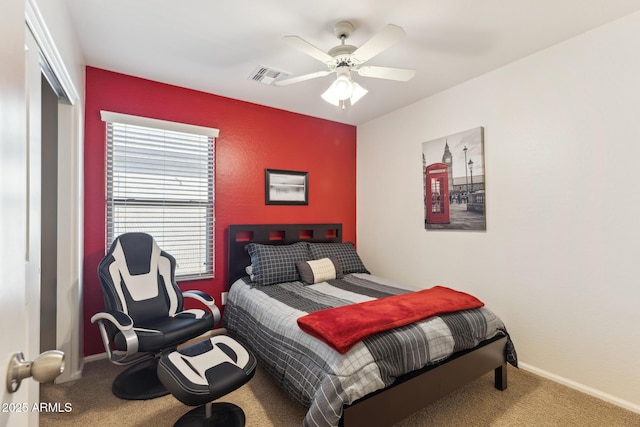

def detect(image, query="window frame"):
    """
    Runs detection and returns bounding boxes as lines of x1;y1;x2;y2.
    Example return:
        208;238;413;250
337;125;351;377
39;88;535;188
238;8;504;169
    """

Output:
101;111;219;281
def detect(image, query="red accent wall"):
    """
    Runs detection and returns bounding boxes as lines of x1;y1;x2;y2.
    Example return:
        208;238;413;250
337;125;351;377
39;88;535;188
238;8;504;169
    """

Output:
83;67;357;356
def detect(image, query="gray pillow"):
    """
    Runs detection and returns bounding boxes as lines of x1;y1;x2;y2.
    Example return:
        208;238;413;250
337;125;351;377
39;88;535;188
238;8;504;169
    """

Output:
245;242;310;285
307;242;369;274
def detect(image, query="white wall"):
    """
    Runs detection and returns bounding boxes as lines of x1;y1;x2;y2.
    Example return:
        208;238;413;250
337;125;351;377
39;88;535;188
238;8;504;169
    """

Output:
32;0;86;382
357;11;640;411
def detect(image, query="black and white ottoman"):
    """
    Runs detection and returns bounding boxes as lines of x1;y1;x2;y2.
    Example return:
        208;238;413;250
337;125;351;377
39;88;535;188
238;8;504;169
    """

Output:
158;335;257;427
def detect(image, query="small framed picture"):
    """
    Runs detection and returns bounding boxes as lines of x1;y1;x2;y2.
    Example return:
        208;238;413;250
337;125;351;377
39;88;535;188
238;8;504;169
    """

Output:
265;169;308;205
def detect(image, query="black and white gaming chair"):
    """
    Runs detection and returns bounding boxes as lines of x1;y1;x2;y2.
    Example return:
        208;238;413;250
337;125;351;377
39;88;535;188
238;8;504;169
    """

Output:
91;232;220;400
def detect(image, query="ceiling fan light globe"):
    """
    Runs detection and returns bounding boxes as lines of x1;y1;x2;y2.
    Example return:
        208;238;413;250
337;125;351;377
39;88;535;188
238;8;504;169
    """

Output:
350;82;368;105
321;88;340;106
332;75;353;100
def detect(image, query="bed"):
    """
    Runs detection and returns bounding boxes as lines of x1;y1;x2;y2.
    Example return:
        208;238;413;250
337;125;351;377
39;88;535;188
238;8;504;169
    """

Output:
223;223;517;427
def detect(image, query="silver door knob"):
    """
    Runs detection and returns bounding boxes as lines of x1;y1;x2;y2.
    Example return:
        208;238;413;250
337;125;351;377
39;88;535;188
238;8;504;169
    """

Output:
6;350;64;393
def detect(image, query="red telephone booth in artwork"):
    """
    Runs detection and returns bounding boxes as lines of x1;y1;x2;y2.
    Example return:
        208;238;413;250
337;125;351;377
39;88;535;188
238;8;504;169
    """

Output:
426;163;450;224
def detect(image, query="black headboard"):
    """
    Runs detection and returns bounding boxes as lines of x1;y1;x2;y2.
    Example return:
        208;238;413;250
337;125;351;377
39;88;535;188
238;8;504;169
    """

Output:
227;223;342;286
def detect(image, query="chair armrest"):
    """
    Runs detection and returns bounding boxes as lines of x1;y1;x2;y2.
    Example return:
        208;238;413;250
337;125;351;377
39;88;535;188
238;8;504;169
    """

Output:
90;310;139;363
183;290;221;325
91;310;133;330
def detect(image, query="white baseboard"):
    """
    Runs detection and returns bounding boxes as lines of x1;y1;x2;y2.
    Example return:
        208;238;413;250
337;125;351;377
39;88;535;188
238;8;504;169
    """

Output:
83;352;108;363
54;368;83;384
518;362;640;414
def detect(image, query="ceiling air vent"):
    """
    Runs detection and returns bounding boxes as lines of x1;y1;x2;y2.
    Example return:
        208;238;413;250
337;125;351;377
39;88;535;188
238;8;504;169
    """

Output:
248;65;290;85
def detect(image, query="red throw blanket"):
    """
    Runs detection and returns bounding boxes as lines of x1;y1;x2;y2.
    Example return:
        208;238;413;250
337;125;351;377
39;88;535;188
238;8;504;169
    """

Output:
297;286;484;354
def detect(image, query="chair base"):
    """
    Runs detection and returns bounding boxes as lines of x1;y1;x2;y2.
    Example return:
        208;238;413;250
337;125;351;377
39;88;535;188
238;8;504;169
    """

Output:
174;402;245;427
112;358;169;400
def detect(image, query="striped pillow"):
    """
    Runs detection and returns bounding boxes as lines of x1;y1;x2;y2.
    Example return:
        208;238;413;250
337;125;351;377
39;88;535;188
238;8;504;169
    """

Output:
296;257;343;285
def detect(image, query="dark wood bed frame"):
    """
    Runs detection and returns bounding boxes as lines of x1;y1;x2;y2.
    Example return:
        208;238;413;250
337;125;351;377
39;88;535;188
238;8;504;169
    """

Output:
227;223;508;426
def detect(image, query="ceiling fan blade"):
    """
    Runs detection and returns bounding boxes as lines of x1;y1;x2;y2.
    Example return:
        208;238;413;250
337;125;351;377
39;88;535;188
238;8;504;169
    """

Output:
274;70;332;86
356;65;416;81
283;36;334;64
351;24;406;64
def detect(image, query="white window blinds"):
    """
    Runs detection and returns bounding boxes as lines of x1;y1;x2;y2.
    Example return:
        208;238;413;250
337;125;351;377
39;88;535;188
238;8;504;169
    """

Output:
102;111;218;280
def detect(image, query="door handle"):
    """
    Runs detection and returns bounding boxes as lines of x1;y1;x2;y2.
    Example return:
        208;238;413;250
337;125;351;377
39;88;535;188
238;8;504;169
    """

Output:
6;350;64;393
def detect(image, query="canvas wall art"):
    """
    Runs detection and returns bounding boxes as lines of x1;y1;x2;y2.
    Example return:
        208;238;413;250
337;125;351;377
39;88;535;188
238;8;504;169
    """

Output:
422;127;486;231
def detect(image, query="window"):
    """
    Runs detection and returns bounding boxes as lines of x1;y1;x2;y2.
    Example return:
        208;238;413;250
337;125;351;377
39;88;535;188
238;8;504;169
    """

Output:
101;111;218;280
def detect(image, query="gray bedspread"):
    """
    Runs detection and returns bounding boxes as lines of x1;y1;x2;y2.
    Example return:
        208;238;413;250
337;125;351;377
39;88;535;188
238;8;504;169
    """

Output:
223;273;516;427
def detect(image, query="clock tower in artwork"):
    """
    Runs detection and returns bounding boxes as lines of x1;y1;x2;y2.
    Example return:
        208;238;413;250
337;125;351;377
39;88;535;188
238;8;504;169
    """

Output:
442;140;453;193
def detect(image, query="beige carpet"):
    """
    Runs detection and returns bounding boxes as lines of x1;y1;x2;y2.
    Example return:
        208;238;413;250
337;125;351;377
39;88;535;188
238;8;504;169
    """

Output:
40;359;640;427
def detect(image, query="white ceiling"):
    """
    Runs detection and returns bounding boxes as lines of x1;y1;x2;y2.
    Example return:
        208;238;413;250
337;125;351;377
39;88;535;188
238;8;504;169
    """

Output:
64;0;640;125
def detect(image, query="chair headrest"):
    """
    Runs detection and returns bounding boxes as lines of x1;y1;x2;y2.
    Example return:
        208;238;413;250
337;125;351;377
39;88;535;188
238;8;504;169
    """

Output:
112;233;158;275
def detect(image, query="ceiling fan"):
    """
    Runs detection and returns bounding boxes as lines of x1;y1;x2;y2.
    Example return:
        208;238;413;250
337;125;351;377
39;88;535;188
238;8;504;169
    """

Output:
275;21;416;108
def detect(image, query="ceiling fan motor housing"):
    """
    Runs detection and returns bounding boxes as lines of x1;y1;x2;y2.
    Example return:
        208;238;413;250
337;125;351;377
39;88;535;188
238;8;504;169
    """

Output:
328;45;358;68
329;21;358;68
